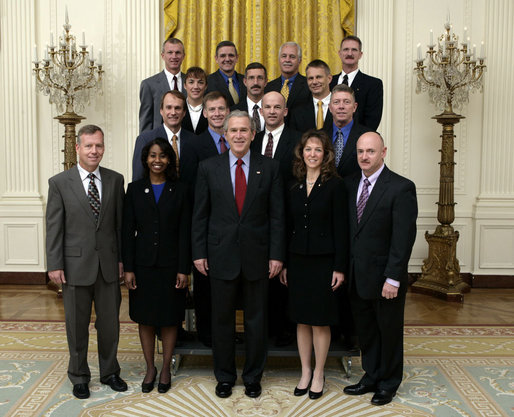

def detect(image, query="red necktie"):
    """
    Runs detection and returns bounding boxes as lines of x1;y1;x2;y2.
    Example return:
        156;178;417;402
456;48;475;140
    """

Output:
219;136;228;153
264;133;273;158
235;159;246;215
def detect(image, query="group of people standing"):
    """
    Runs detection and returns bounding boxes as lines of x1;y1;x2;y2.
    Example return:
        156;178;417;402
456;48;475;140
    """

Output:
45;34;417;408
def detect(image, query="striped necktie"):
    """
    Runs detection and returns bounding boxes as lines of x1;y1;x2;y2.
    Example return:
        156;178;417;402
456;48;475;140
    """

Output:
357;178;371;222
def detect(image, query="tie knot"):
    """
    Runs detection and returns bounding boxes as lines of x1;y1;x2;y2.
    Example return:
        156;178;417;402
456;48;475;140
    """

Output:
88;173;96;180
283;79;289;87
268;132;273;139
228;77;233;84
318;100;323;108
237;159;243;167
172;134;178;142
220;136;225;143
253;104;259;110
364;178;371;187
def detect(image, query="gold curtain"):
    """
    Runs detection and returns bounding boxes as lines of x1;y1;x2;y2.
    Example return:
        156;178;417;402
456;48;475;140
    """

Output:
164;0;355;78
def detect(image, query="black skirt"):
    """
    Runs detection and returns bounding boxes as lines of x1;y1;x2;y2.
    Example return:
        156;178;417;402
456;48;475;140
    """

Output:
287;253;339;326
129;265;186;327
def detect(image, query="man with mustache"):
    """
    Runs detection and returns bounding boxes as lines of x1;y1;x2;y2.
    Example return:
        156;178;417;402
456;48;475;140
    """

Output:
329;36;383;131
232;62;268;133
206;41;246;107
139;37;187;133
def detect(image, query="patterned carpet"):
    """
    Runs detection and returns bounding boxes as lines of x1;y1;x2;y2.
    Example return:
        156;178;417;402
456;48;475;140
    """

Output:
0;322;513;417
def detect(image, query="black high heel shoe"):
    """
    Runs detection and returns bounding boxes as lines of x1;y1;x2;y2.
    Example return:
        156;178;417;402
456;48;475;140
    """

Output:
158;371;171;393
141;366;157;393
294;373;313;396
308;376;325;400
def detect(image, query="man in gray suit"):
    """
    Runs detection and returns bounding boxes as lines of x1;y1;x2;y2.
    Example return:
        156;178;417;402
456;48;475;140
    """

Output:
139;37;187;133
46;125;127;399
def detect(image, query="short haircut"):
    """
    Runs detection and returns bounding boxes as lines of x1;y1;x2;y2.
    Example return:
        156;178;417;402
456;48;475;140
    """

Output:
141;137;178;182
185;66;207;82
160;90;187;110
77;124;104;144
244;62;267;79
292;129;337;182
305;59;331;76
340;35;362;50
203;91;229;108
161;37;185;54
331;84;356;101
279;41;302;61
215;40;238;56
223;110;255;132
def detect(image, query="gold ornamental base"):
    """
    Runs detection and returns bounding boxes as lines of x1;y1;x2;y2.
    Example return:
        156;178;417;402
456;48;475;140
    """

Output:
412;225;470;302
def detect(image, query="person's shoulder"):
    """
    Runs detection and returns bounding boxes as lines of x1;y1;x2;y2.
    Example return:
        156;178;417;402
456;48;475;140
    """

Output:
49;167;75;184
141;70;164;85
356;70;383;86
383;166;415;189
100;166;124;181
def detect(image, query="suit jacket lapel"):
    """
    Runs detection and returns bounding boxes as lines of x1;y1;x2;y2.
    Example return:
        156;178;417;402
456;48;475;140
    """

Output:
97;167;114;228
348;172;360;232
241;152;263;217
357;166;390;231
307;177;324;201
68;166;98;226
273;129;292;160
216;152;239;215
158;71;170;92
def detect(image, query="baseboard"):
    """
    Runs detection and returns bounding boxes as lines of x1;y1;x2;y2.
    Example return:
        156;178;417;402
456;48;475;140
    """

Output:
409;273;514;288
472;275;514;288
0;272;47;285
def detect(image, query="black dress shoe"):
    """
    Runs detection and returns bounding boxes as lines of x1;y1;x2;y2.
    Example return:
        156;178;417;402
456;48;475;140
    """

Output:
72;383;90;399
371;389;395;406
244;382;262;398
343;382;376;395
308;377;325;400
157;381;171;393
294;373;312;396
101;374;128;392
142;367;157;393
215;382;234;398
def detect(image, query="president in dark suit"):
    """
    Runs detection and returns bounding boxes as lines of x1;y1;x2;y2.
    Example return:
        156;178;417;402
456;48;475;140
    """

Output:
343;132;417;406
329;36;383;131
264;42;310;123
133;91;197;186
139;38;187;133
206;41;246;107
46;125;127;399
192;111;285;399
289;59;334;133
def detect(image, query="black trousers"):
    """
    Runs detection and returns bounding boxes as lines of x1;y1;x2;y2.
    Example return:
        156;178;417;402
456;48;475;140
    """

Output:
193;267;212;342
210;274;268;384
350;284;406;392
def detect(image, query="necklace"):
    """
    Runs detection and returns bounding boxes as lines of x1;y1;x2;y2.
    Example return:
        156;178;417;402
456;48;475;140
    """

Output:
306;179;316;186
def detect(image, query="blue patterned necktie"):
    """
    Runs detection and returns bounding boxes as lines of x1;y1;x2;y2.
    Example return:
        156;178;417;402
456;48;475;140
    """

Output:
357;178;370;223
87;173;101;222
334;129;344;166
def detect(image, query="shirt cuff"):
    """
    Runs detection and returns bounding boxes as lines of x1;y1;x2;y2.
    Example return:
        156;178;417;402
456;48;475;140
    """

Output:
386;278;400;288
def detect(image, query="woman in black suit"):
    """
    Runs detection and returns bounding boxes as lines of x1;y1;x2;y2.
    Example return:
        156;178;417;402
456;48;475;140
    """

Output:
280;130;348;400
122;138;191;393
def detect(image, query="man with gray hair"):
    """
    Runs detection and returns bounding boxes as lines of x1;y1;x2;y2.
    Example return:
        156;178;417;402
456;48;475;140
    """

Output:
192;110;285;399
46;125;127;399
139;37;187;133
264;41;310;123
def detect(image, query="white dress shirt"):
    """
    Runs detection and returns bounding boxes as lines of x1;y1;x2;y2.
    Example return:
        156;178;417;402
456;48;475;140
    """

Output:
338;68;360;87
164;68;183;91
163;124;182;157
313;93;331;124
77;164;102;200
261;123;285;157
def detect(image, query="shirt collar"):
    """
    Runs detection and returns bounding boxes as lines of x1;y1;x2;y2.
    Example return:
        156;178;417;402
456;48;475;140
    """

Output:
332;119;354;142
229;149;250;166
341;68;360;86
163;124;181;141
219;70;236;84
77;163;101;182
312;92;331;106
361;162;385;185
265;123;285;138
281;73;298;85
247;96;262;110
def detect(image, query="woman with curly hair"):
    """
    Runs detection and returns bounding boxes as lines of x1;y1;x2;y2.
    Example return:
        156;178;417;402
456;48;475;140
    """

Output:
280;129;348;400
122;137;191;393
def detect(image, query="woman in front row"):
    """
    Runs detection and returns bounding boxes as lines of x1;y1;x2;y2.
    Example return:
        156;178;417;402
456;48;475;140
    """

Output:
280;130;348;400
122;138;191;393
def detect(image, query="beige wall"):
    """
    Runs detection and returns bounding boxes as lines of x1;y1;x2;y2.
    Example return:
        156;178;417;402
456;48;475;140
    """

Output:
1;0;513;278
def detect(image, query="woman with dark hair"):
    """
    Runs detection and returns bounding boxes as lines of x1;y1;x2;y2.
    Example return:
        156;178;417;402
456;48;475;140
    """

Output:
280;129;348;400
122;137;191;393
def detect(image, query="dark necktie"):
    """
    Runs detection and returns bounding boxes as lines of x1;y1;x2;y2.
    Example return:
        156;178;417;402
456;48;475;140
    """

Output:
252;104;261;132
219;136;228;153
173;75;178;91
357;178;371;223
334;130;344;166
342;74;349;85
264;132;273;158
87;173;101;222
235;159;246;215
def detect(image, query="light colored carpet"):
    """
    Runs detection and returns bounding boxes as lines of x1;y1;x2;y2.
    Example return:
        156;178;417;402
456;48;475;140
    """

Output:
0;322;512;417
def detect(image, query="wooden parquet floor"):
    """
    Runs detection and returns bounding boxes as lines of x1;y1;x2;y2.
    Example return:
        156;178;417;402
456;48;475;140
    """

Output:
0;284;513;325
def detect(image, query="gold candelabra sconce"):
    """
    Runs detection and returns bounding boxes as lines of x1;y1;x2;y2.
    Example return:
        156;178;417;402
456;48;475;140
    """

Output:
33;6;104;170
412;20;486;302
